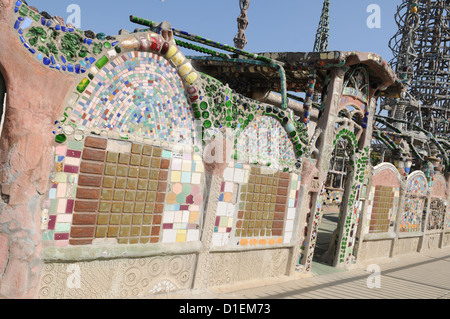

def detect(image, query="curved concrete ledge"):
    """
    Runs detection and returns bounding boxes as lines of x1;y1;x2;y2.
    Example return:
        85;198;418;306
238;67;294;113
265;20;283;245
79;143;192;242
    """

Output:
363;232;396;241
41;241;202;262
209;243;293;254
398;232;424;239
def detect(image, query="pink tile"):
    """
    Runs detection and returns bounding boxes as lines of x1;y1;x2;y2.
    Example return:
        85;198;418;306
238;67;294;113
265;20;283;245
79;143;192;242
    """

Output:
48;215;56;230
64;165;79;174
56;240;69;247
55;145;67;156
67;149;82;158
54;233;69;240
66;199;75;214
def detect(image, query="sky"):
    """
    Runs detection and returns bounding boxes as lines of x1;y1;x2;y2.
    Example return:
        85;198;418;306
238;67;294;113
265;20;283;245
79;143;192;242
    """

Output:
26;0;402;64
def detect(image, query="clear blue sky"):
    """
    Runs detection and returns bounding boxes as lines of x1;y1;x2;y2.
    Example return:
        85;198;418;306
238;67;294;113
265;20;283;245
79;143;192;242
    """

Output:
26;0;401;63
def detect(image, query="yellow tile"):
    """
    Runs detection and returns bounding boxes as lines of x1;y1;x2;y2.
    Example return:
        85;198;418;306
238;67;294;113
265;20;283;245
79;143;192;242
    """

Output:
171;171;181;183
176;230;187;243
189;211;199;224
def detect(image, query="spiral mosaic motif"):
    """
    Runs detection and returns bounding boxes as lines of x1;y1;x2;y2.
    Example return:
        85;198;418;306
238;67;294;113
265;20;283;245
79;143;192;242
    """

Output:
70;52;196;144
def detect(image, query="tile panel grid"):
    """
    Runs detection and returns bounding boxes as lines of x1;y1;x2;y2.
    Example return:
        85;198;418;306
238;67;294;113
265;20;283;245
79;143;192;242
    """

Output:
69;136;171;245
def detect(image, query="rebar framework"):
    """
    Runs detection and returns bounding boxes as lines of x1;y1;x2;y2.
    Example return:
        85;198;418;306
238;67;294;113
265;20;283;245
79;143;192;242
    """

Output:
375;0;450;172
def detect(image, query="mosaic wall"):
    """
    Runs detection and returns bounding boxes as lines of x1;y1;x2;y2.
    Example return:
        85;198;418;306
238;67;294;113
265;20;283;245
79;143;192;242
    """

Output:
211;163;301;248
41;136;204;246
400;174;428;233
365;185;400;234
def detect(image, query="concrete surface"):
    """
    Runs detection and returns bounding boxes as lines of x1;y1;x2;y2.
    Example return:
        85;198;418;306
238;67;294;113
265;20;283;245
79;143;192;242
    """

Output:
151;246;450;299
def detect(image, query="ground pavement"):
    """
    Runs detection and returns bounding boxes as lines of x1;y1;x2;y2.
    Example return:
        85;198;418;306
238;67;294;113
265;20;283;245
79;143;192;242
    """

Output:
155;246;450;299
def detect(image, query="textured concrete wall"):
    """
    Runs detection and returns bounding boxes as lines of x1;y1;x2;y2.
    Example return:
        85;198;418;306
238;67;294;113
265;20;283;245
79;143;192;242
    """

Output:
0;0;76;298
358;239;392;261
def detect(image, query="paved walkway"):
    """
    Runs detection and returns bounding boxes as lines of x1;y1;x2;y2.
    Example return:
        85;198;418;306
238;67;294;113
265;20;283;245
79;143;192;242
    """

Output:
161;247;450;299
211;247;450;299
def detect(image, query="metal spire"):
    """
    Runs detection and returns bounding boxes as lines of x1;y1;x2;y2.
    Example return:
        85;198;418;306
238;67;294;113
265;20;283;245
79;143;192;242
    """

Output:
313;0;330;52
234;0;250;49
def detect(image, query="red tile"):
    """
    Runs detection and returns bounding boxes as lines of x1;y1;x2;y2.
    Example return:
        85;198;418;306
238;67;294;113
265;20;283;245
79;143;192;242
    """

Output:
80;162;104;175
72;213;98;225
70;226;95;238
84;136;107;150
82;149;106;162
74;200;99;212
76;187;101;200
78;174;103;187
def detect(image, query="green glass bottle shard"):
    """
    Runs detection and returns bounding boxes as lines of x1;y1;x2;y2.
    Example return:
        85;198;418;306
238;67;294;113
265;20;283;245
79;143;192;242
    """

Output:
55;134;67;144
95;55;109;69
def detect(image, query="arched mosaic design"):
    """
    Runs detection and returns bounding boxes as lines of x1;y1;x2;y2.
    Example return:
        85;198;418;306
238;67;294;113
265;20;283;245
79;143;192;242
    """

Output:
401;172;428;233
197;73;308;170
406;173;428;195
236;116;296;169
68;52;197;145
364;163;401;234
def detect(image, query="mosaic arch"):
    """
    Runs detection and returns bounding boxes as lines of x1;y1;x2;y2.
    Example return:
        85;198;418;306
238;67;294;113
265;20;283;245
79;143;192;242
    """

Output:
401;171;428;233
68;51;197;145
364;163;401;234
236;116;297;170
196;74;308;171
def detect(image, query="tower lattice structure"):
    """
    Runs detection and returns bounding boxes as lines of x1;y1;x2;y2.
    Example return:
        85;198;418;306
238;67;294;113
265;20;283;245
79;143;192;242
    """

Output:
313;0;330;52
375;0;450;171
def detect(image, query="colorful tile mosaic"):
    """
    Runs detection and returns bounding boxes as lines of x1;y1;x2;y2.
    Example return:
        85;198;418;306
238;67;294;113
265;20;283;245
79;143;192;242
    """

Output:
41;140;84;247
406;174;428;195
365;185;400;234
323;189;344;207
400;174;428;233
67;52;196;144
68;137;172;245
426;199;446;231
161;152;205;243
211;162;248;247
446;209;450;231
401;196;425;233
235;168;290;239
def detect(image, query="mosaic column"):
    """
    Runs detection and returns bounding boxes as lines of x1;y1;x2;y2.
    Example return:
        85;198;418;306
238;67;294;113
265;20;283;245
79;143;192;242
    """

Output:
299;68;345;272
192;136;232;289
338;95;377;265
